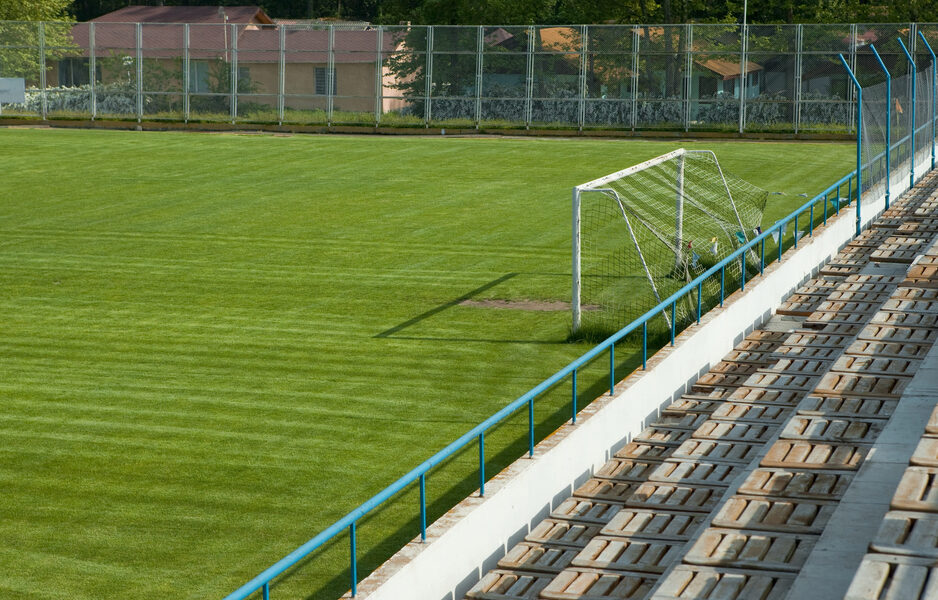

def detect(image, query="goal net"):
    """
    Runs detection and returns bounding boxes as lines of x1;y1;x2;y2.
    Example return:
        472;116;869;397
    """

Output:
572;148;768;336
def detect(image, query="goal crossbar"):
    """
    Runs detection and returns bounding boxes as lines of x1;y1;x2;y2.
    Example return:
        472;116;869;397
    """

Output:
572;148;766;333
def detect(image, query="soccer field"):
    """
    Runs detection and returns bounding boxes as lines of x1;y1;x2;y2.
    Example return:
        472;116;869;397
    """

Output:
0;128;852;599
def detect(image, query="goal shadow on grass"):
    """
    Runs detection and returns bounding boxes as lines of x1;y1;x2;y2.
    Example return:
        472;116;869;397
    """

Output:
374;272;573;345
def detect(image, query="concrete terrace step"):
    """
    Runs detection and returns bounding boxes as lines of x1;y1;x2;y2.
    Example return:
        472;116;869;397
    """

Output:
465;173;938;600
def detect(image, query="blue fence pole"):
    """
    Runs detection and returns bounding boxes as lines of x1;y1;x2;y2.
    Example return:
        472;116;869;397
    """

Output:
760;239;765;274
350;522;357;597
839;54;862;236
899;37;916;187
719;266;725;307
419;474;427;541
919;31;937;171
478;433;485;496
642;322;647;369
870;45;891;209
670;302;675;345
263;583;269;600
696;282;702;323
609;344;615;395
571;369;577;423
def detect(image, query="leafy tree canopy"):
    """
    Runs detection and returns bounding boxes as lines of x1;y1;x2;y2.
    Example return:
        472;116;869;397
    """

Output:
0;0;74;21
55;0;938;26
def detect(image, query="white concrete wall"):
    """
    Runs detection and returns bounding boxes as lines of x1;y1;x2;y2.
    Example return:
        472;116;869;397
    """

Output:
350;158;929;600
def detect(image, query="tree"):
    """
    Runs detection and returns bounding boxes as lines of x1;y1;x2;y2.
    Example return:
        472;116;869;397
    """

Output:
0;0;75;81
0;0;74;21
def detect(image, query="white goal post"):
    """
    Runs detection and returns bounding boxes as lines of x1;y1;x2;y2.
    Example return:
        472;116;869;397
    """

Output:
572;148;765;334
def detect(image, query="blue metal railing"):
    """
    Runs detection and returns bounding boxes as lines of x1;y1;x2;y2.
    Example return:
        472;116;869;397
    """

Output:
225;41;938;600
223;167;860;600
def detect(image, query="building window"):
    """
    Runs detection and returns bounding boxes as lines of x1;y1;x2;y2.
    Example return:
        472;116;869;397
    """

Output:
59;58;98;87
189;61;210;93
315;67;337;95
237;66;251;91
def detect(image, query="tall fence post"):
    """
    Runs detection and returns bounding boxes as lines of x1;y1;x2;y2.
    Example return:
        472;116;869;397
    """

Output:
919;31;937;170
38;22;47;120
870;44;891;209
183;24;190;122
475;25;483;128
327;25;335;126
424;26;433;127
839;54;862;236
230;23;238;124
631;26;639;130
794;24;803;134
278;25;285;126
578;25;588;131
738;22;747;133
135;23;143;122
89;22;97;120
848;24;858;134
684;24;693;132
525;26;534;129
375;25;384;127
899;37;916;187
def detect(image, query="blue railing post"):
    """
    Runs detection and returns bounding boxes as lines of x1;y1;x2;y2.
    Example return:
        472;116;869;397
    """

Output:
919;31;937;171
262;583;269;600
839;54;862;236
741;253;746;291
870;44;891;208
777;223;783;261
719;266;725;307
642;322;647;369
419;474;427;542
670;302;675;345
528;399;534;457
696;282;702;323
760;239;765;274
478;433;485;496
350;522;357;597
823;191;828;224
609;344;615;395
898;37;916;188
571;369;577;423
793;214;798;248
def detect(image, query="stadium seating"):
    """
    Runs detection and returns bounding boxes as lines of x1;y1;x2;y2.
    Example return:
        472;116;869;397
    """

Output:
466;171;938;600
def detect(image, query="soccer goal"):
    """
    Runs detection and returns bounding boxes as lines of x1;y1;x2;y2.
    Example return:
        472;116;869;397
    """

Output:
572;148;768;335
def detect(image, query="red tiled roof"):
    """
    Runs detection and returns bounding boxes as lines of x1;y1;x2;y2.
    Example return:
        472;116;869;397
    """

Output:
68;23;398;63
93;5;273;25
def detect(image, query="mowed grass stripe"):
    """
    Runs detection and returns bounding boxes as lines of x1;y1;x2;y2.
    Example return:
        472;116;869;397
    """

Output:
2;228;571;258
0;128;852;599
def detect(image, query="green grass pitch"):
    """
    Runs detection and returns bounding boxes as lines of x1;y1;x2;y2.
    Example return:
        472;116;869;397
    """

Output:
0;128;852;599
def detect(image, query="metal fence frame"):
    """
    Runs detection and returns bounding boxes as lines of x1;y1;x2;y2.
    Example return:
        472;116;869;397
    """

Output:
2;21;938;132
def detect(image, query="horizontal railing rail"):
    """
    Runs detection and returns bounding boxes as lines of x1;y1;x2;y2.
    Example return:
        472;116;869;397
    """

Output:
224;36;938;600
223;166;861;600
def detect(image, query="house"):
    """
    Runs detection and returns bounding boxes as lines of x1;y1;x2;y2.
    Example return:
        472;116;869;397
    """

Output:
52;5;401;114
693;58;763;99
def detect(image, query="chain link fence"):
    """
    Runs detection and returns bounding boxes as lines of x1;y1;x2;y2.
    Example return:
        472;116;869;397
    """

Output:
2;21;937;132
